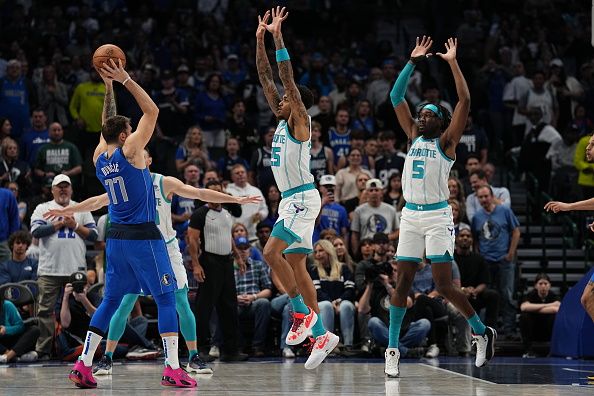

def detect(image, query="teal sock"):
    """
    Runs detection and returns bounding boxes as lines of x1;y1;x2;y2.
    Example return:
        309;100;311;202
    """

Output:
467;313;486;335
290;294;309;314
105;351;113;359
189;349;198;360
311;315;326;338
388;306;406;348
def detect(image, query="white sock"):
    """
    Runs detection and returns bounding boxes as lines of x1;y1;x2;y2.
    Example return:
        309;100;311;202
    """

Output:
80;331;102;366
162;336;179;369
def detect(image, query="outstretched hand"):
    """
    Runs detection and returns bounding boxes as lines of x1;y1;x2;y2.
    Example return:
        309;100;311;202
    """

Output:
436;37;458;62
544;201;570;213
237;195;263;205
410;35;433;62
265;6;289;36
99;59;130;85
44;208;73;219
256;10;270;40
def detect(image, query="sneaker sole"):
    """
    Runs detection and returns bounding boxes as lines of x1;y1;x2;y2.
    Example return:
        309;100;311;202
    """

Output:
93;368;112;376
286;313;318;346
69;371;97;389
304;334;339;370
186;367;213;374
161;377;197;388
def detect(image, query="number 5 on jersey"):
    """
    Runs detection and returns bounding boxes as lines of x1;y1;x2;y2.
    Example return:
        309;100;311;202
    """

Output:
412;160;425;179
271;147;281;167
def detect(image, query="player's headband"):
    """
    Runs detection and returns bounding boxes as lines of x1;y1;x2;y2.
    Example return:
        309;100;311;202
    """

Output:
421;104;443;120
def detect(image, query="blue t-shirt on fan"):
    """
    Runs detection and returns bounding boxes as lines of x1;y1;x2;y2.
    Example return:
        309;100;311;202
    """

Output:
471;205;520;262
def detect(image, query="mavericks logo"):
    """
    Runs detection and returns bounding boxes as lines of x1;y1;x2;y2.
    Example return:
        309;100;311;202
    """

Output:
161;273;172;286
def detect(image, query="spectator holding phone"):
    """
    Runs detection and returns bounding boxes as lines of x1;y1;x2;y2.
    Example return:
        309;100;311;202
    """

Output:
314;175;349;246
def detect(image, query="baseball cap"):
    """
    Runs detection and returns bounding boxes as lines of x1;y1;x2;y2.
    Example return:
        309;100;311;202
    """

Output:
458;223;471;233
52;174;71;187
177;64;190;73
550;58;564;68
69;271;87;285
365;178;383;190
234;236;250;248
227;54;239;61
372;232;390;244
319;175;336;186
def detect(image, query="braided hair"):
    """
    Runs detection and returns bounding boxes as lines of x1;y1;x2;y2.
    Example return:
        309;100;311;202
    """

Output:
416;103;452;132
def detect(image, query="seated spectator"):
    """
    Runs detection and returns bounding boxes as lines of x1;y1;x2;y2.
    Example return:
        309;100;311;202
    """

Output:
519;273;560;358
310;120;335;182
336;130;375;172
0;231;37;284
466;169;511;222
233;237;272;356
217;137;250;182
57;271;157;361
355;233;393;295
6;182;28;226
357;237;374;262
232;223;264;262
310;240;356;350
449;199;469;235
175;126;210;173
335;148;373;203
319;228;338;242
383;173;405;215
262;185;280;228
448;176;466;205
375;130;405;188
332;237;355;275
0;138;32;196
252;222;271;257
350;100;376;138
314;175;349;245
0;290;40;363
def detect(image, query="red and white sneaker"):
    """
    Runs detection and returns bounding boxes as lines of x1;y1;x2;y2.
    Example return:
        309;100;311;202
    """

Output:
161;365;197;388
69;359;97;388
304;331;339;369
285;307;318;346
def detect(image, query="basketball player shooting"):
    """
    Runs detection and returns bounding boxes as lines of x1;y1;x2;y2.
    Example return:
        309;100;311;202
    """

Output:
256;7;339;369
384;36;496;377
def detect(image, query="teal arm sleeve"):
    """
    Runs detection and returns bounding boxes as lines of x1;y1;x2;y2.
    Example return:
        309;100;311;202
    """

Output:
390;61;415;107
106;294;139;342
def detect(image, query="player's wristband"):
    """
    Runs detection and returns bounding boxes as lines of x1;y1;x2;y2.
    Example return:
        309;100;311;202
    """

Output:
276;48;290;62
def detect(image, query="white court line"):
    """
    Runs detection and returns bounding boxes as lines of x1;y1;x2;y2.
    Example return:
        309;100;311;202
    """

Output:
419;363;496;385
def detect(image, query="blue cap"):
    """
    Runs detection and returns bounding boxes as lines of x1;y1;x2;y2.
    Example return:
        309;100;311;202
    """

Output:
234;236;250;247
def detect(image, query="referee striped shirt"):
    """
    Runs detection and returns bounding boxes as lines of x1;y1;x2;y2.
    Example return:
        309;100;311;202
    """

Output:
189;205;234;255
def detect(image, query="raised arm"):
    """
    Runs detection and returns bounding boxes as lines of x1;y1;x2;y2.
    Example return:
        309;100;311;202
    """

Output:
256;10;281;118
266;7;310;142
162;176;262;205
92;74;116;164
438;38;471;158
99;60;159;158
44;193;109;219
391;36;433;140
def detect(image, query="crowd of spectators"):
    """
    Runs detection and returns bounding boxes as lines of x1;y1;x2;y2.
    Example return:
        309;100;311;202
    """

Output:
0;0;591;362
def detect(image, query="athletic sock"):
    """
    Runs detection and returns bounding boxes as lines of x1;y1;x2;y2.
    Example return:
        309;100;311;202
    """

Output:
311;315;326;338
80;331;103;366
388;306;406;348
163;336;180;369
189;349;198;360
105;351;113;359
467;313;486;336
290;294;309;314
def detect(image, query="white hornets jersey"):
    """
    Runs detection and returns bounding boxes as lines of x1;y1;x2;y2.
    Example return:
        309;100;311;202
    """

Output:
402;137;454;205
271;116;315;193
151;173;176;243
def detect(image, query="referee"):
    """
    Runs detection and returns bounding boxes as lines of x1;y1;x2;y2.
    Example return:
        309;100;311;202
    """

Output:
187;180;248;362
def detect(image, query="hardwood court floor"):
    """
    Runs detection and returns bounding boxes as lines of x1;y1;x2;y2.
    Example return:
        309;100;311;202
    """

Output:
0;357;593;395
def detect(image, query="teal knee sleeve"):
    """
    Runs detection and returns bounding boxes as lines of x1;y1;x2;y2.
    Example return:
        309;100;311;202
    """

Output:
107;293;139;342
175;287;196;342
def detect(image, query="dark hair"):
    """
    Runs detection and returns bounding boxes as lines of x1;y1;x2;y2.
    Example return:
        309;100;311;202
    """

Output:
8;230;32;251
360;237;373;246
256;221;272;231
297;84;314;109
102;115;130;144
469;169;487;180
351;129;366;140
534;272;551;284
205;180;222;189
205;73;222;93
378;130;396;141
466;153;481;163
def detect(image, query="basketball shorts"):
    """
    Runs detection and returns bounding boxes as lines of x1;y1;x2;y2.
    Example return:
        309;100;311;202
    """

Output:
104;223;177;299
271;189;321;255
396;205;455;263
167;238;188;289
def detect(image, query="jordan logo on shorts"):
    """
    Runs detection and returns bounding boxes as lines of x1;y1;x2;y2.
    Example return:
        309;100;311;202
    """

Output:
161;273;172;286
447;227;454;236
293;203;305;213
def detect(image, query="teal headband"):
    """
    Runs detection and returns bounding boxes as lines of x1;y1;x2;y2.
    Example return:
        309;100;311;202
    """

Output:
422;104;443;119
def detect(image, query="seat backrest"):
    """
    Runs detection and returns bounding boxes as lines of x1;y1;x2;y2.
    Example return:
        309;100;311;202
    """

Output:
0;283;35;307
87;282;104;301
19;280;39;299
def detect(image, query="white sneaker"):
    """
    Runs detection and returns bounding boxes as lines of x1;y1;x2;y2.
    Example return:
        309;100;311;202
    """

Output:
209;345;220;358
425;344;440;358
472;327;496;367
385;348;400;378
282;347;295;358
17;351;38;362
304;331;339;370
286;308;318;346
0;354;8;364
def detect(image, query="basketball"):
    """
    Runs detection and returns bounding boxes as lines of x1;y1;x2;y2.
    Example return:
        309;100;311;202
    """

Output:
92;44;126;71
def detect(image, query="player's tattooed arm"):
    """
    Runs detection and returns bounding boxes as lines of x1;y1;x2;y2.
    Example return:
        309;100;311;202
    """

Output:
256;10;281;117
102;85;116;124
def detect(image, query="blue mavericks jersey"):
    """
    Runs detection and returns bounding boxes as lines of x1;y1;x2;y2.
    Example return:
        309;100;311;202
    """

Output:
96;148;155;224
328;128;351;164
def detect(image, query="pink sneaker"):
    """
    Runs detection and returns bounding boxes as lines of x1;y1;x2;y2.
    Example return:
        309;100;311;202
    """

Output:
161;365;197;388
69;359;97;388
286;307;318;346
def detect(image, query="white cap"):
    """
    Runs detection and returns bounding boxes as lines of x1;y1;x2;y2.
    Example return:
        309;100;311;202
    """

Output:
51;174;72;187
365;178;383;190
319;175;336;186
